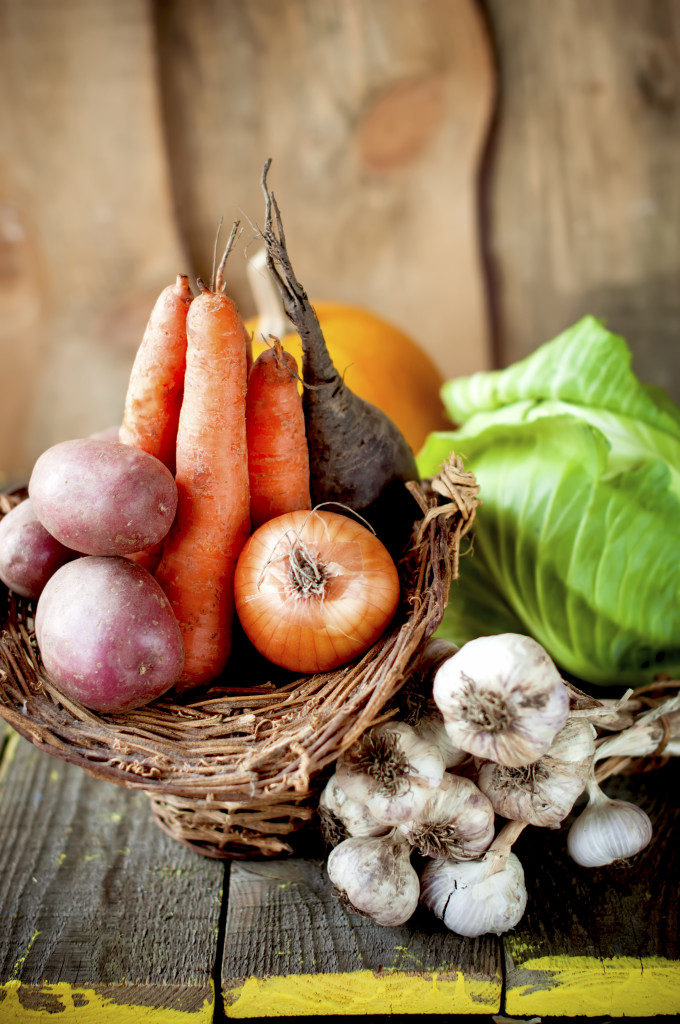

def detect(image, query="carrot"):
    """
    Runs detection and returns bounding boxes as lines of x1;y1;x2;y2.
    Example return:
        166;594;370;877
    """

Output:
126;546;164;574
246;339;311;529
259;160;420;557
119;274;193;474
155;227;251;691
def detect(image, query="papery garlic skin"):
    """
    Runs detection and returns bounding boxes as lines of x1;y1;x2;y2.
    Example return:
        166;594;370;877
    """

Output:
567;783;653;867
327;833;420;927
433;633;570;767
318;774;390;845
413;702;468;769
420;853;527;937
398;772;495;859
336;722;446;825
477;718;596;828
361;782;434;825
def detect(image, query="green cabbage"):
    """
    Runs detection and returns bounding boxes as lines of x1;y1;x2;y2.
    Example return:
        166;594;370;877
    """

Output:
418;316;680;687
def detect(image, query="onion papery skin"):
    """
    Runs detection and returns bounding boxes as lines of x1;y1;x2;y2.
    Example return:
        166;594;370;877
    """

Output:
234;509;400;673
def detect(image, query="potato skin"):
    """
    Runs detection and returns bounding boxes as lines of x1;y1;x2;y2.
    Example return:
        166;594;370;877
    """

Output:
0;498;77;599
29;438;178;556
35;556;184;713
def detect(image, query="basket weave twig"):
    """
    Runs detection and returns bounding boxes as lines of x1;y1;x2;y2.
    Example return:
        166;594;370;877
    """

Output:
0;457;478;858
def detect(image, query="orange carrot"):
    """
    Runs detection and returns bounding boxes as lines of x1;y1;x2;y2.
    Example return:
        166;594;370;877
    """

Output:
120;274;193;474
126;546;164;574
155;231;250;691
246;339;311;529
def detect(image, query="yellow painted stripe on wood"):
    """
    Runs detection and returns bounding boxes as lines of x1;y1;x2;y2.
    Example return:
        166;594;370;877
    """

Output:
0;728;20;785
506;955;680;1017
0;980;213;1022
224;969;500;1017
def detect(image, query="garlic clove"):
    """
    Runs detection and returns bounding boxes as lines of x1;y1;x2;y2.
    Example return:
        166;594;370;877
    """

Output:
477;718;596;828
318;774;390;845
420;853;528;937
327;833;420;927
567;780;653;867
398;772;495;859
433;633;570;768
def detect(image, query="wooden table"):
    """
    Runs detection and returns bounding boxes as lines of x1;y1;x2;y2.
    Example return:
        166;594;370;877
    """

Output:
1;718;678;1022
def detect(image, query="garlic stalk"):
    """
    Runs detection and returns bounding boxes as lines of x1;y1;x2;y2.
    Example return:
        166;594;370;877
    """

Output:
477;718;596;828
318;774;390;846
568;692;638;731
335;721;445;825
594;701;680;781
567;775;653;867
433;633;570;767
398;771;495;860
419;820;528;937
327;832;420;927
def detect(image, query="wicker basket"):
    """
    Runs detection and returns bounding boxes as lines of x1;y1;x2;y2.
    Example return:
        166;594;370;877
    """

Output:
0;457;478;859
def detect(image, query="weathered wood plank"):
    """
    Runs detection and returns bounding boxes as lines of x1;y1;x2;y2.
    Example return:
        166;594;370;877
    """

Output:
222;767;680;1018
0;0;188;487
0;730;223;1022
221;857;502;1017
505;761;680;1017
485;0;680;399
154;0;495;384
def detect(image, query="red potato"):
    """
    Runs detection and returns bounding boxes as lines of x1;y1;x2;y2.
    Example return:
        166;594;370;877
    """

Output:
35;556;184;713
0;498;78;599
29;438;178;556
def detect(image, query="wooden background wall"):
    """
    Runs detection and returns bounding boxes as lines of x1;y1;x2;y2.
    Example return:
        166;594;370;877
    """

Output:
1;0;678;488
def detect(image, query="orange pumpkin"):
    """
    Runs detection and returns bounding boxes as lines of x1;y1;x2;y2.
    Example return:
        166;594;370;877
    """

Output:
245;301;448;454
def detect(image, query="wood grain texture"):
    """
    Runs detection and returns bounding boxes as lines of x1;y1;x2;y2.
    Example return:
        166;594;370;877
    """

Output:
0;0;188;486
221;857;502;1016
0;729;223;1020
484;0;680;399
505;761;680;1017
1;718;679;1018
154;0;495;384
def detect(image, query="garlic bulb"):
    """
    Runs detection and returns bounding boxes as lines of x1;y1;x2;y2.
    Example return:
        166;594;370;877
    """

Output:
433;633;570;767
419;820;528;937
318;774;390;846
336;721;445;825
327;833;420;927
477;718;596;828
398;772;495;860
412;637;460;687
567;776;653;867
413;701;468;769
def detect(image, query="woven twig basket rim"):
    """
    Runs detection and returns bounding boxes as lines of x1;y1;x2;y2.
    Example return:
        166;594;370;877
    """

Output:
0;457;478;857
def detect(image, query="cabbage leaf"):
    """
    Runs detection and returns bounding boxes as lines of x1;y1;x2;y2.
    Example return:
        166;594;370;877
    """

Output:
418;317;680;687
